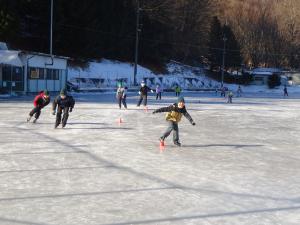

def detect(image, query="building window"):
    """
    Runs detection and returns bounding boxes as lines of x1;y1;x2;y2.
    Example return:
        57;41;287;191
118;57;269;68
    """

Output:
39;68;45;79
29;67;44;79
46;69;59;80
12;67;23;81
3;66;23;81
29;68;39;79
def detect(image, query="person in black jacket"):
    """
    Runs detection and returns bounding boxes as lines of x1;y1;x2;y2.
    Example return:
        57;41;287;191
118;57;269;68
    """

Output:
52;89;75;128
152;96;195;146
137;81;153;107
283;85;288;97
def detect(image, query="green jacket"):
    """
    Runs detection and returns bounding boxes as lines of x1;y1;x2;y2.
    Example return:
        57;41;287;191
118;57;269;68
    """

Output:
175;87;181;93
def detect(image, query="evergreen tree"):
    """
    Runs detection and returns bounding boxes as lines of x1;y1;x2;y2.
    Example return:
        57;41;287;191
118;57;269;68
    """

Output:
222;24;242;68
208;16;223;70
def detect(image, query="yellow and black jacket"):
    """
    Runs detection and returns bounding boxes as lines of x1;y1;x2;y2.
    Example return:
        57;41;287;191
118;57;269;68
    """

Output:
153;103;194;124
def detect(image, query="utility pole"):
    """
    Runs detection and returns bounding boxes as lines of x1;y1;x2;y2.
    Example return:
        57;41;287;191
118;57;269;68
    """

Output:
50;0;53;55
221;35;227;87
133;0;141;86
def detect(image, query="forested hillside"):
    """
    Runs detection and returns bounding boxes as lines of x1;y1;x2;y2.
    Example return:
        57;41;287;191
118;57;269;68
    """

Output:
1;0;300;69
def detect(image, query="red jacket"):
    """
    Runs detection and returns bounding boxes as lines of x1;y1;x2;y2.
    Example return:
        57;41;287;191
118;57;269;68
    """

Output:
33;92;50;108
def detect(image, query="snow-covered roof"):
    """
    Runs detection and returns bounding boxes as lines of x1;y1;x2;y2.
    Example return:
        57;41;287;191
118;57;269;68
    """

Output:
251;67;283;76
20;51;69;60
252;68;283;72
0;50;23;67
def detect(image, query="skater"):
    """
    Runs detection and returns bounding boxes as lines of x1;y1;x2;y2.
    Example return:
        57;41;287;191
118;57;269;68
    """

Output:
27;90;50;123
227;91;233;103
175;85;181;96
155;84;162;100
52;89;75;128
220;86;226;97
116;83;127;109
283;85;288;97
152;96;196;147
236;85;242;97
137;81;153;107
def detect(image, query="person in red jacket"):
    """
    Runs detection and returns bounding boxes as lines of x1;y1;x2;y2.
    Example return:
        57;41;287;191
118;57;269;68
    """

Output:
27;90;50;123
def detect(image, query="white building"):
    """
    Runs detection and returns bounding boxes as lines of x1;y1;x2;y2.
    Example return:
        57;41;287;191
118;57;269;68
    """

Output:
0;49;68;95
250;68;283;85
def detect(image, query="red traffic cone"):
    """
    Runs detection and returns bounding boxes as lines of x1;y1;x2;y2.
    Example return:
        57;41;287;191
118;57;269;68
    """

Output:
159;140;165;151
118;117;123;125
160;144;165;152
159;140;165;147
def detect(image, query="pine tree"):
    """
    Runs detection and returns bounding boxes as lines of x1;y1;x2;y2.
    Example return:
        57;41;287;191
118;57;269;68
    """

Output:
222;24;242;68
208;16;223;70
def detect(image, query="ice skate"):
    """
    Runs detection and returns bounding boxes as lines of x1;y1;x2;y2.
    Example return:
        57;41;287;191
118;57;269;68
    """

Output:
32;118;38;123
26;116;32;122
174;141;181;147
159;137;165;146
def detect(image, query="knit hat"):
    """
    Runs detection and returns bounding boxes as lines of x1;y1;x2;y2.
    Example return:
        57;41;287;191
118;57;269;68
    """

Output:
60;89;66;96
43;89;49;96
177;96;185;103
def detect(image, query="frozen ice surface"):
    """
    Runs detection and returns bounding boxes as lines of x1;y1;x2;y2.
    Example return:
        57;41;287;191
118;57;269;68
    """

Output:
0;92;300;225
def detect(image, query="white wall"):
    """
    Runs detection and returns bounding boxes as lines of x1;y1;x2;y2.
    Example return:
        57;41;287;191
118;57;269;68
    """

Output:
27;70;66;92
21;54;68;93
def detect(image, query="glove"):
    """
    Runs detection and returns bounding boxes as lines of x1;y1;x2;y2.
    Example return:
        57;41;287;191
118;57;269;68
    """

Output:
69;108;73;112
192;122;196;126
51;110;56;115
138;91;141;95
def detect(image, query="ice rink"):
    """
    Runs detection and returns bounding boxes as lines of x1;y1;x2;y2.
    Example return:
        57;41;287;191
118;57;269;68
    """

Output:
0;92;300;225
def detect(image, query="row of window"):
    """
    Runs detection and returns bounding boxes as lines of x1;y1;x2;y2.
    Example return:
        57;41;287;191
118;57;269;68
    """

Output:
1;66;65;81
2;66;23;81
29;68;65;80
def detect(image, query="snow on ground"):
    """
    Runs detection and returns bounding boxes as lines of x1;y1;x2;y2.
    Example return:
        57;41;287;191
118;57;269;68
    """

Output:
68;60;218;90
68;59;156;84
0;92;300;225
68;59;300;95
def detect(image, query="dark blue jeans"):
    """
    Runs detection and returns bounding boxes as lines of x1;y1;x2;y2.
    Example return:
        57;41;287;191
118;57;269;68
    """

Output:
56;107;70;127
118;96;127;109
161;121;179;143
137;95;147;106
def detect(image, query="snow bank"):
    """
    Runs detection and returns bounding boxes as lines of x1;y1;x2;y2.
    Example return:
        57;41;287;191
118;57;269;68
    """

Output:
68;60;218;90
68;59;300;93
